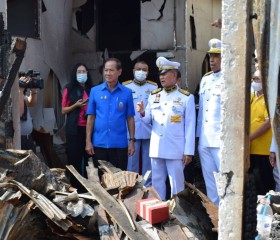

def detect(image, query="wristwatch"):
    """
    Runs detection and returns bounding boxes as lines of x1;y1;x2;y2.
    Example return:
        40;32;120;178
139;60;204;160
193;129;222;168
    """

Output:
129;138;136;142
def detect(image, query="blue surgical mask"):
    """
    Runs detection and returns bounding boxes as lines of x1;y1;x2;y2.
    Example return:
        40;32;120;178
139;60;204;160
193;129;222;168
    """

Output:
77;73;87;83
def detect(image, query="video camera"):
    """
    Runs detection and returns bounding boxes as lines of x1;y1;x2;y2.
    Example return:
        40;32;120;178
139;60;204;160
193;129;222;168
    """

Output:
18;69;44;89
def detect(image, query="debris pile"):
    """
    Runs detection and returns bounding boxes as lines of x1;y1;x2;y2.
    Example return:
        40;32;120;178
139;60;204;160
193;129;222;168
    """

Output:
268;192;280;238
0;149;219;239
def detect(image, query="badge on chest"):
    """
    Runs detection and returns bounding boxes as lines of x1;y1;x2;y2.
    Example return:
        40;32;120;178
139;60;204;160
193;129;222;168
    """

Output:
170;115;182;123
154;94;161;103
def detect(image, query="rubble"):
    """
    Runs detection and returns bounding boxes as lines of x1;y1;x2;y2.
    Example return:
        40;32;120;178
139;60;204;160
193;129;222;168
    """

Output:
267;191;280;238
0;149;219;239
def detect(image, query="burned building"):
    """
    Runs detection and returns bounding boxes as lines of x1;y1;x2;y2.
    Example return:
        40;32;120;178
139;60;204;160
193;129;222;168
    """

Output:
1;0;221;149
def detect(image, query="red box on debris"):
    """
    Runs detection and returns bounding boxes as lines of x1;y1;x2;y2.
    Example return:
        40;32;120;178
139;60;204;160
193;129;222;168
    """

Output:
137;198;169;224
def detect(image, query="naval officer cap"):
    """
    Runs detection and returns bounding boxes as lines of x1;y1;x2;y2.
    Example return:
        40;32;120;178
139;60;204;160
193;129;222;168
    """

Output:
207;38;222;54
156;56;180;74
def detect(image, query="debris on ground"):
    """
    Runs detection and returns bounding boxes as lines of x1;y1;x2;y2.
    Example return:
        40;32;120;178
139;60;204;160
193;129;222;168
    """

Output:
0;149;219;239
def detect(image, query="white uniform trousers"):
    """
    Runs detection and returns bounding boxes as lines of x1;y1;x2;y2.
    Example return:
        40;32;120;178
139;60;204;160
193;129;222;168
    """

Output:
198;145;220;206
151;158;185;200
127;139;152;186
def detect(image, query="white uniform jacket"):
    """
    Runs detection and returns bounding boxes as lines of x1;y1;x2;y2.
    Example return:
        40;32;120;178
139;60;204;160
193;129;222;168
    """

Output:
123;80;158;139
142;86;196;159
196;71;222;147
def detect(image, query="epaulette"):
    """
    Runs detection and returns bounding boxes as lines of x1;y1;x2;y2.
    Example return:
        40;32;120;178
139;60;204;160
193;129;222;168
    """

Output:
151;88;162;95
179;88;190;96
203;71;213;77
146;80;158;86
122;80;133;85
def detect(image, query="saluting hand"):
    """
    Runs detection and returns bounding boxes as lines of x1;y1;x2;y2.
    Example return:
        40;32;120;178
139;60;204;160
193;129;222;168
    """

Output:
136;101;145;116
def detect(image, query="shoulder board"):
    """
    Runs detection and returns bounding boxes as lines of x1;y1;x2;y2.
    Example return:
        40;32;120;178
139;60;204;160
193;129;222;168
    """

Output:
146;80;158;86
151;88;162;95
179;88;190;96
203;71;213;77
122;80;133;85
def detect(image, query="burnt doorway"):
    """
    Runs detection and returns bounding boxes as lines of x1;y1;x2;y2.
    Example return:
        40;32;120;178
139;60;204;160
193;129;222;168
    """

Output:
96;0;140;51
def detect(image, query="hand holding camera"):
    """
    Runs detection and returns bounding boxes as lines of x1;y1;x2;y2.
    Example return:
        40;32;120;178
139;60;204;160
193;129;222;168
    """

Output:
18;70;44;90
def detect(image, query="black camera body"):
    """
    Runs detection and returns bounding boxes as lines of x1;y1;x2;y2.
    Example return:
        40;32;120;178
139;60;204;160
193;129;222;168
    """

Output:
18;70;44;89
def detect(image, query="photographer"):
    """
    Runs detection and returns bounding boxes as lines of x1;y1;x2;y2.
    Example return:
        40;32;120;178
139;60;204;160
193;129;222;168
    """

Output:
19;75;40;152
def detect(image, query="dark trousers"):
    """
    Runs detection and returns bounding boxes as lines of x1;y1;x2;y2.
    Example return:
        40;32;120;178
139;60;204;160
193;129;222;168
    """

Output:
184;158;195;183
249;154;275;196
66;126;89;191
21;135;36;153
93;147;128;171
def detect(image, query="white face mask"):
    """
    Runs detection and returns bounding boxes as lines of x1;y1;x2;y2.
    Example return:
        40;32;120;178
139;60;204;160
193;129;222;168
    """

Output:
251;81;262;92
134;70;147;82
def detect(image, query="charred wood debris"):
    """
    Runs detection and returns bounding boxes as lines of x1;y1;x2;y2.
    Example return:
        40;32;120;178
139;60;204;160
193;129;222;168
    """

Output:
0;149;221;240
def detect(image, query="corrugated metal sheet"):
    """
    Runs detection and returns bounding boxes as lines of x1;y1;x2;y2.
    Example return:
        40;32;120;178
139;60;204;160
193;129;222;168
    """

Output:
0;202;27;239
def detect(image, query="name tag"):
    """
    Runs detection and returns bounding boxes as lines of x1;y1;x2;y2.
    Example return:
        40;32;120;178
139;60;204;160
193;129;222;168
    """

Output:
170;115;182;123
213;84;221;95
173;101;182;105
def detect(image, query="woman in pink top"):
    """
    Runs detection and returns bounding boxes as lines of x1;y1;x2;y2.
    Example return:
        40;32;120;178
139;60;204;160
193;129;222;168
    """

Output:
62;63;93;191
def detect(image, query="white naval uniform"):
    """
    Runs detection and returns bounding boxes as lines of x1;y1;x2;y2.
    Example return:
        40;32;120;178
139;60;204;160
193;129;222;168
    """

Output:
196;70;222;206
123;80;158;186
142;86;196;200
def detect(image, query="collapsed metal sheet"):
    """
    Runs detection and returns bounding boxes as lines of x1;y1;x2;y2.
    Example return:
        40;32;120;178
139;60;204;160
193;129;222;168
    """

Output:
0;181;75;232
0;149;90;238
0;149;62;195
0;202;26;239
0;200;81;240
173;182;218;239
